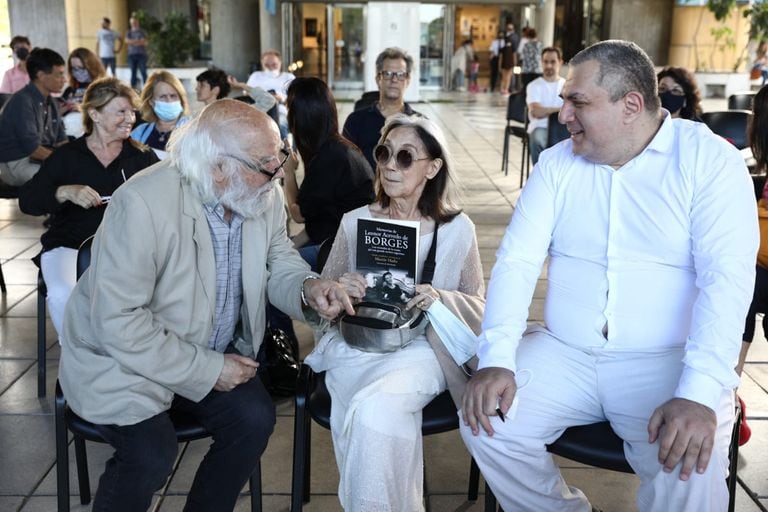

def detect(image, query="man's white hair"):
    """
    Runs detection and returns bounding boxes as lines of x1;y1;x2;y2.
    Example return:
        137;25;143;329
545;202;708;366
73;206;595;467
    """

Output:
166;106;275;218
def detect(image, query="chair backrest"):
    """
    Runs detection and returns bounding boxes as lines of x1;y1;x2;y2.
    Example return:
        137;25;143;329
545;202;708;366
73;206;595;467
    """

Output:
76;236;94;279
728;92;755;111
701;110;752;150
507;91;526;124
314;237;334;273
546;111;570;148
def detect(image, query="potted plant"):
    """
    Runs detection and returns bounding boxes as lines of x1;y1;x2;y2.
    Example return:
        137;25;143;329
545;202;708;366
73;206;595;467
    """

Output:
133;9;199;68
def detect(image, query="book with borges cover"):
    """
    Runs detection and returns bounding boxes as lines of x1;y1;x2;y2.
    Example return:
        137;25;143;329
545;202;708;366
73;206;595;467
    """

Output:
355;217;420;307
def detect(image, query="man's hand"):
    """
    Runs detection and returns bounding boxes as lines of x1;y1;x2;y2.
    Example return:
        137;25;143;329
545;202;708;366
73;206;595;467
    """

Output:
462;367;517;437
304;278;355;320
213;354;259;392
55;184;104;208
648;397;717;481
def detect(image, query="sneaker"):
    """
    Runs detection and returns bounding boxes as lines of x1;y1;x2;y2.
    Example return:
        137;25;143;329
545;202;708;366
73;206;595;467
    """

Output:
738;395;751;446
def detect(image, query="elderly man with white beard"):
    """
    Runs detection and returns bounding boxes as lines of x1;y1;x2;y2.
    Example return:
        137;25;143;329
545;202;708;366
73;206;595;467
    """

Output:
58;99;355;512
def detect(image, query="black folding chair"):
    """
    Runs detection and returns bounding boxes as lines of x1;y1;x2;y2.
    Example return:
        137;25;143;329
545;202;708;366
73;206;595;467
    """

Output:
291;364;482;511
702;110;752;150
728;92;755;111
546;111;570;149
501;91;530;186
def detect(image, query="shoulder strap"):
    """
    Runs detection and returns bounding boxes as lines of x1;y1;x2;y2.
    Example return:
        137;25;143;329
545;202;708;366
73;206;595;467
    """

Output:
421;221;439;285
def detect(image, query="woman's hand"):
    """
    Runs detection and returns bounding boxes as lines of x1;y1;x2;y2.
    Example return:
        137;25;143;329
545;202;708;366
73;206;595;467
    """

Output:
338;272;367;301
282;141;300;176
55;185;104;209
407;284;440;312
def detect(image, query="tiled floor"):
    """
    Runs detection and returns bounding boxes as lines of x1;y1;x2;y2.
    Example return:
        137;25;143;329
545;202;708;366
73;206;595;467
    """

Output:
0;92;766;511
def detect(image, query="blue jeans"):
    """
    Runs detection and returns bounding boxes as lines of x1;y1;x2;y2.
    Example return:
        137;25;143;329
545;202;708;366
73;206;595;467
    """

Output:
128;54;148;89
101;57;116;76
92;377;275;512
529;127;548;165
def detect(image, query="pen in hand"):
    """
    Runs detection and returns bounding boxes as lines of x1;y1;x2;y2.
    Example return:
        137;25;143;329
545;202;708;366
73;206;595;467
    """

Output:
495;407;505;422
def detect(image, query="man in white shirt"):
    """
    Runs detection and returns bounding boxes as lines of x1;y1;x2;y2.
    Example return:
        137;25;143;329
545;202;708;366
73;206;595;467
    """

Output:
526;46;565;164
95;17;123;76
461;40;758;512
245;50;295;139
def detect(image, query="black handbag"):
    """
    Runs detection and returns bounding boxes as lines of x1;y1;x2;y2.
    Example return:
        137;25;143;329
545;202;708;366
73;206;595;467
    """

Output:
258;326;300;397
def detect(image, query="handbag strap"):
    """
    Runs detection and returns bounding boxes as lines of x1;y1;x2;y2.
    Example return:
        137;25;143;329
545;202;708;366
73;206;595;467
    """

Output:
421;221;439;285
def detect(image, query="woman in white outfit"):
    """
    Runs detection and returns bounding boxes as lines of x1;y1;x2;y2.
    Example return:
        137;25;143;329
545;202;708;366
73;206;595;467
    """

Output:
305;114;485;511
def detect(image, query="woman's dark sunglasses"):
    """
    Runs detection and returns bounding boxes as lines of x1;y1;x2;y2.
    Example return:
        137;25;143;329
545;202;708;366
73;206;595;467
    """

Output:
373;144;430;170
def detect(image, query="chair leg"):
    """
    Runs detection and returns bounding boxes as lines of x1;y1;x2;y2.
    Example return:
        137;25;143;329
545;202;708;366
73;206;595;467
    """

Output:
501;129;510;176
291;366;311;512
55;383;71;512
467;457;480;501
74;437;91;504
484;481;499;512
0;261;6;294
727;402;742;512
250;460;262;512
37;276;47;398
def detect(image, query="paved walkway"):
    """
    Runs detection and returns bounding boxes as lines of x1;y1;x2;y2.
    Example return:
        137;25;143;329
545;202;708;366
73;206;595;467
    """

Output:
0;92;766;511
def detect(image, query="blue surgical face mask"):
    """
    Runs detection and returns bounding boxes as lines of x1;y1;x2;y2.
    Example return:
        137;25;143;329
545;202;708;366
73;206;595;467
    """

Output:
152;100;183;121
71;68;91;84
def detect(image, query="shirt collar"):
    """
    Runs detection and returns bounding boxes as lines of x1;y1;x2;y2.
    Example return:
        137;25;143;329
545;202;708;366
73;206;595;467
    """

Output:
203;201;243;225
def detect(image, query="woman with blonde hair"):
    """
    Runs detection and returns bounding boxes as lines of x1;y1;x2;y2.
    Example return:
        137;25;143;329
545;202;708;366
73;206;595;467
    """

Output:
131;70;190;157
19;77;158;337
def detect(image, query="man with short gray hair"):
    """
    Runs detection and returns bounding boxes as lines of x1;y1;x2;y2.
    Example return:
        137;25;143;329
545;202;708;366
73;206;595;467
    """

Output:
342;46;420;169
461;40;757;511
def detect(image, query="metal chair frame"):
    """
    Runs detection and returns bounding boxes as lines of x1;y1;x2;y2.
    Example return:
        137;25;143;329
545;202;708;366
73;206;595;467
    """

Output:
501;91;530;187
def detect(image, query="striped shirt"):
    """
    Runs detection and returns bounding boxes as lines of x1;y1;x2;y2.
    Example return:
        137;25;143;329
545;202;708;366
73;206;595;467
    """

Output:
202;202;244;352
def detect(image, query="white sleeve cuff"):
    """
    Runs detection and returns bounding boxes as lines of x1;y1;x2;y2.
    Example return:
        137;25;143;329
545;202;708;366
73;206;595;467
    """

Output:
674;367;727;412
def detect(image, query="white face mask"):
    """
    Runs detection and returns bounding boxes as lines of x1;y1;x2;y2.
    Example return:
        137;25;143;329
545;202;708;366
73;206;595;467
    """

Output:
266;69;280;78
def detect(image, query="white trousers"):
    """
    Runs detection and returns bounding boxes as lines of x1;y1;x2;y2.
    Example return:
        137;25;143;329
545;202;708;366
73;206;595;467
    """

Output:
460;329;734;512
41;247;78;337
0;157;40;187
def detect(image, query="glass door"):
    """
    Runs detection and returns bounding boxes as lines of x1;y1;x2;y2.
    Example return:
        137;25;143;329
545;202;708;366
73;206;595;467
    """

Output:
330;4;365;89
419;4;446;88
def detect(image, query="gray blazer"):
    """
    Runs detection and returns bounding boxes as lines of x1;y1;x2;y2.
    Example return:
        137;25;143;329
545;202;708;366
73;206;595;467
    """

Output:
60;161;314;426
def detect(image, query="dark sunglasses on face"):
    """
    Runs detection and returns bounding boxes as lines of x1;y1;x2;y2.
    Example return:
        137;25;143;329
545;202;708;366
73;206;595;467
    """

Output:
374;144;430;170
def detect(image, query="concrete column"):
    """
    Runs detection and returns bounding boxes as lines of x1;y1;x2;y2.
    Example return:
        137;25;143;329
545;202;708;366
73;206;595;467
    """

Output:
259;0;282;62
535;0;556;48
8;0;68;57
210;0;260;79
605;0;673;65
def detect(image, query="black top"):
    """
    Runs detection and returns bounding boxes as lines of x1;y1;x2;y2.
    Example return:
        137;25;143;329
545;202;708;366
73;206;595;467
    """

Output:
296;138;375;244
342;102;419;170
19;136;159;253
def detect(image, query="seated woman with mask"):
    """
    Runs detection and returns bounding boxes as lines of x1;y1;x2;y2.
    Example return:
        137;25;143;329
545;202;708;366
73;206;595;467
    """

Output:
305;114;485;511
131;70;190;159
657;66;703;121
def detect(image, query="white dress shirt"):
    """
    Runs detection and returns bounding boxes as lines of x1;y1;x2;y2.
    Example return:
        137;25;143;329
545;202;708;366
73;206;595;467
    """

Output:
477;114;758;411
526;77;565;133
